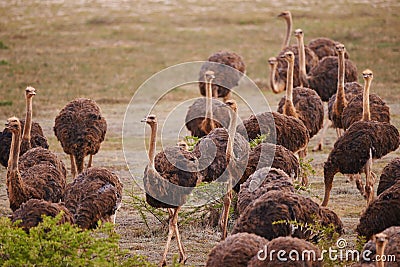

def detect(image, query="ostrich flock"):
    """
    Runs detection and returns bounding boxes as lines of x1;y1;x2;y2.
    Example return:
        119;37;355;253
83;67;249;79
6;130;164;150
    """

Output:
1;10;400;267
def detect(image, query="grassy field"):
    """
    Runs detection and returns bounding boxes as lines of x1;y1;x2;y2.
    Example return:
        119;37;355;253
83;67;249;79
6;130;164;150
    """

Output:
0;0;400;266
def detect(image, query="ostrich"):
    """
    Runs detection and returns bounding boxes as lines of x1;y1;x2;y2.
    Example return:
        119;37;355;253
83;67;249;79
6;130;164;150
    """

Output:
142;114;201;266
11;199;74;232
232;190;344;241
357;226;400;267
54;98;107;178
193;100;250;240
5;117;67;211
205;232;268;267
247;236;323;267
63;167;123;229
277;11;292;49
236;111;309;155
377;157;400;196
277;50;324;163
198;51;245;102
0;86;49;167
236;167;295;215
341;70;390;130
328;43;363;137
322;121;399;206
357;180;400;240
235;143;299;193
185;71;231;137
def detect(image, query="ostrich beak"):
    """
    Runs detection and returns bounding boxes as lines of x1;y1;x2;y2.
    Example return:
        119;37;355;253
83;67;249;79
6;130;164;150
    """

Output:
141;118;148;123
5;122;9;127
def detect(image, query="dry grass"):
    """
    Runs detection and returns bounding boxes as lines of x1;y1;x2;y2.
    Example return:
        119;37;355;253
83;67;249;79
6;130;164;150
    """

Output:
0;0;400;266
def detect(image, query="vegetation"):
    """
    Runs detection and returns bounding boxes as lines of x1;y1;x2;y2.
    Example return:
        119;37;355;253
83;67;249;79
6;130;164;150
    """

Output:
249;134;267;149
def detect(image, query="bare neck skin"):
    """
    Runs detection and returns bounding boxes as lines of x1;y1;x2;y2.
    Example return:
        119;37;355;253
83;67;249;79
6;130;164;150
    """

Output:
9;127;21;172
375;237;387;267
362;76;372;121
226;107;237;160
23;95;33;142
335;50;347;108
204;77;216;131
148;122;157;169
283;57;297;117
296;33;307;87
282;15;292;49
269;59;286;93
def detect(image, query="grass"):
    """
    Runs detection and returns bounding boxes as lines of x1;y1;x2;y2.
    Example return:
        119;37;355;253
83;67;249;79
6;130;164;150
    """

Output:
0;1;399;266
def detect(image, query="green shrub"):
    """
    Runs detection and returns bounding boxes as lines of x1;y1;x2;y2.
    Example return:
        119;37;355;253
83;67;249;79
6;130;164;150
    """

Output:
0;214;154;267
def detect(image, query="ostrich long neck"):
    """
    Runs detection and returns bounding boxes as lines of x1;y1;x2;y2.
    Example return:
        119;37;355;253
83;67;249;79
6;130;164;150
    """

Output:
362;77;372;121
148;122;157;168
335;50;347;109
283;59;297;118
9;128;21;172
296;34;307;87
204;78;216;130
23;96;33;142
269;61;285;93
282;16;292;49
226;108;237;162
375;240;387;267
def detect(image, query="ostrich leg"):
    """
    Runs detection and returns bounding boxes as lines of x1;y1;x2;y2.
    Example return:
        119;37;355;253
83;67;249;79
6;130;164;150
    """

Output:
70;154;77;178
88;154;93;168
171;207;187;264
364;149;375;205
220;189;232;240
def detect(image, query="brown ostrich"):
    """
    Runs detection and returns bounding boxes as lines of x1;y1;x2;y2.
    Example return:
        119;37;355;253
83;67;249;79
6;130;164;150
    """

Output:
142;114;201;266
357;180;400;240
277;11;292;49
247;236;323;267
357;226;400;267
236;167;295;215
341;69;390;130
0;86;49;168
377;157;400;196
5;117;67;211
295;29;358;101
277;50;324;163
193;100;250;240
54;98;107;178
235;142;299;193
308;37;350;60
205;232;268;267
63;166;123;229
232;190;344;241
199;51;245;101
328;44;363;137
185;71;231;137
11;199;74;232
322;120;400;206
236;111;309;155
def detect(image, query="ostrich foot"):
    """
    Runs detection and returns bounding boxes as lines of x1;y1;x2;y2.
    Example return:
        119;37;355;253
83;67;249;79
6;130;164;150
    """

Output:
312;143;322;152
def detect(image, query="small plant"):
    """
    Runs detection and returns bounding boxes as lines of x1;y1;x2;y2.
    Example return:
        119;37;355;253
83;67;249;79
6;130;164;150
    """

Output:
249;134;267;148
294;180;321;200
183;136;200;152
0;59;9;65
0;214;153;266
0;100;12;106
0;41;8;49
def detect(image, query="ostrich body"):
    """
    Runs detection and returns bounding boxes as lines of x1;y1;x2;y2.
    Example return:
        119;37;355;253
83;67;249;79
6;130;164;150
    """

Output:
206;232;268;267
236;111;309;154
142;114;200;266
5;117;67;211
341;70;390;130
248;236;323;267
377;157;400;196
63;167;123;229
0;87;48;168
199;51;245;101
308;37;349;60
11;199;74;232
236;143;299;193
54;98;107;178
277;50;323;166
185;71;231;137
357;180;400;240
232;190;343;241
358;226;400;267
237;167;295;215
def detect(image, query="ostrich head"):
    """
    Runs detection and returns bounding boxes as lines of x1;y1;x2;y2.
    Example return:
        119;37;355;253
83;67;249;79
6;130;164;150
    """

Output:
141;114;157;126
225;99;237;112
335;43;345;54
362;69;373;80
268;57;277;66
281;51;295;63
294;28;303;38
177;140;189;151
204;70;215;82
5;117;21;133
25;86;36;98
278;10;291;20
